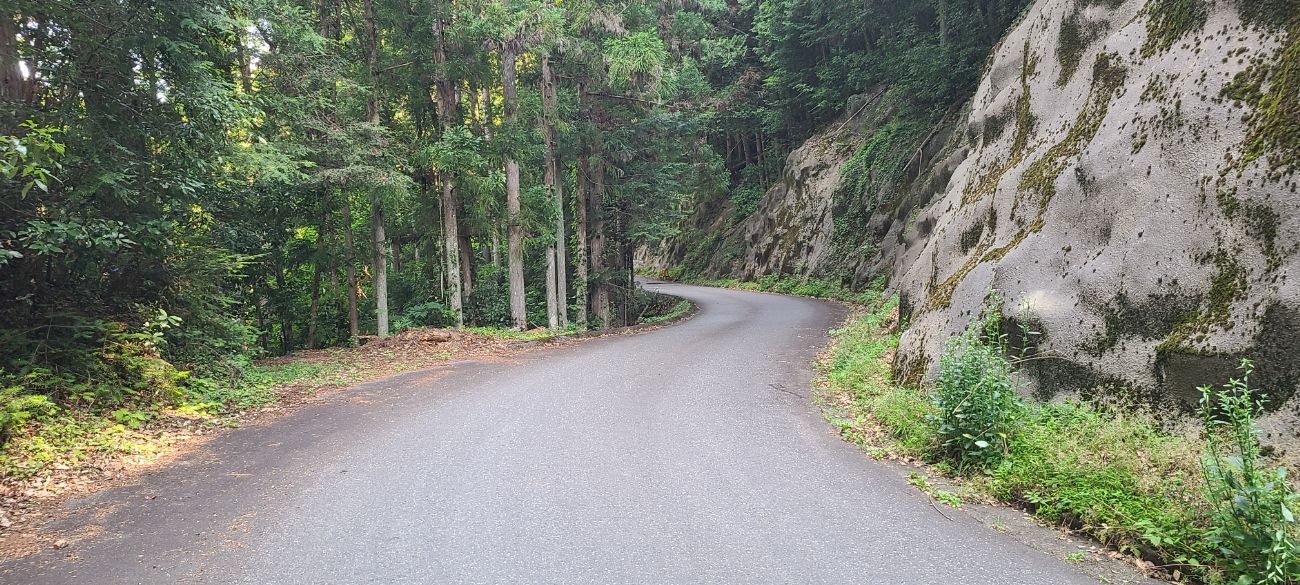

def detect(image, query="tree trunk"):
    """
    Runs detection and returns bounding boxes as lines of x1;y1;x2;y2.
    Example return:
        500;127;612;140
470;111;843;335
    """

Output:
541;54;568;328
481;87;493;139
507;153;525;330
364;0;381;123
501;31;526;330
234;27;254;94
365;0;388;338
257;297;270;353
575;148;590;327
432;0;463;327
372;197;389;337
590;133;610;329
546;246;558;330
275;258;294;353
440;177;463;326
343;198;360;341
938;0;949;48
458;213;474;296
0;14;26;107
306;193;331;349
306;262;324;349
491;229;501;269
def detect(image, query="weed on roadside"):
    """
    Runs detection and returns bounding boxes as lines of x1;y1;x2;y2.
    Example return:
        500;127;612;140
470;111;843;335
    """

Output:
807;279;1299;583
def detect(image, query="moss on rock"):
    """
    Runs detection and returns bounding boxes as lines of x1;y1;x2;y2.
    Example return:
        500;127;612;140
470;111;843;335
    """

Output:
1156;249;1249;355
1220;16;1300;181
1140;0;1209;57
963;43;1038;206
1056;0;1117;86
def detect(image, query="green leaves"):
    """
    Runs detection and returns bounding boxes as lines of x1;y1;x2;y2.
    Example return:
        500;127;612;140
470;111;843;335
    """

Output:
1;122;64;199
929;294;1025;472
604;31;670;96
1200;360;1300;584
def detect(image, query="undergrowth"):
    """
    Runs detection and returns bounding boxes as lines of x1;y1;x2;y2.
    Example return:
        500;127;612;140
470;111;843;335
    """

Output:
639;300;693;325
695;273;887;306
0;351;368;481
693;272;1300;584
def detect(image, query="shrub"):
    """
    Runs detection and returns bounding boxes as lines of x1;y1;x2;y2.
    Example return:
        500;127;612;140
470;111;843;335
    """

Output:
929;298;1024;471
0;385;59;443
466;264;512;327
392;300;454;332
1200;360;1300;584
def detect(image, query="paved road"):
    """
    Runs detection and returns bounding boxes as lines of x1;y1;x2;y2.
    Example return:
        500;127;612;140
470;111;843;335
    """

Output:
1;282;1103;584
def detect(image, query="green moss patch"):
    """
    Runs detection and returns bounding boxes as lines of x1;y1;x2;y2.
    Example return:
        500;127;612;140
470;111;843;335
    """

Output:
1156;249;1248;357
1140;0;1209;57
1017;52;1126;223
1085;292;1203;357
963;44;1038;206
1056;2;1114;86
1220;17;1300;181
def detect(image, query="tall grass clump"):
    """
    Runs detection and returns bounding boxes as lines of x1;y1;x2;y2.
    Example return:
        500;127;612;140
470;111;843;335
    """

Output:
1200;360;1300;584
824;295;936;456
930;297;1024;471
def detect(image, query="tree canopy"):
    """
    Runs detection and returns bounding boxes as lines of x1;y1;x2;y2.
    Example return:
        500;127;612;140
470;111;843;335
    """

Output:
0;0;1030;414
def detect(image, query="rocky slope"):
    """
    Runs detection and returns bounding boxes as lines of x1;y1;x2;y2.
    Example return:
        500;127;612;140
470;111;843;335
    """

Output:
657;0;1299;444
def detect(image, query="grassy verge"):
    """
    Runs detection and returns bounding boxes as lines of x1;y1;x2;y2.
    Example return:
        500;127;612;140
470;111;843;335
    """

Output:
638;299;692;325
683;273;1296;583
465;326;576;341
691;274;888;305
819;292;1299;583
0;348;417;483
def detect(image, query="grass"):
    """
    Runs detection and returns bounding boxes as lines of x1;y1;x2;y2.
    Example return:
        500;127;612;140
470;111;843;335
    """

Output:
0;355;354;481
814;292;1272;581
639;300;693;325
988;402;1210;566
687;274;1282;582
0;340;451;484
693;274;888;306
822;296;936;456
464;326;577;341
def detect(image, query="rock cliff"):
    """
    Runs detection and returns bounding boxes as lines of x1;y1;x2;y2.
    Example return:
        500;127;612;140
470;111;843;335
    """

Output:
658;0;1300;444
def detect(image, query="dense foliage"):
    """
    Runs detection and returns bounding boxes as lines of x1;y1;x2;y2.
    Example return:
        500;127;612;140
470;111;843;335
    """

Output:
0;0;735;424
930;298;1025;471
662;0;1033;280
0;0;1038;429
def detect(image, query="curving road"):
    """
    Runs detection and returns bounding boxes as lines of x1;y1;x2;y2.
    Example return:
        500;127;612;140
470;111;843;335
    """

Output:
2;282;1105;584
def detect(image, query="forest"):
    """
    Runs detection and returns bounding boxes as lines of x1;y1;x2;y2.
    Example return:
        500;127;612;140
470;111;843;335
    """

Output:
7;1;1300;583
1;0;1029;420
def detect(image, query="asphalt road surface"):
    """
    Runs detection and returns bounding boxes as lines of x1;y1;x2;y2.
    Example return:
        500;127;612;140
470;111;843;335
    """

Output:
1;282;1106;584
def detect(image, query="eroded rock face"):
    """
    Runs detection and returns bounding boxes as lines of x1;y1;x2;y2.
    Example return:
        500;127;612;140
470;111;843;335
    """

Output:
657;0;1300;445
890;0;1299;443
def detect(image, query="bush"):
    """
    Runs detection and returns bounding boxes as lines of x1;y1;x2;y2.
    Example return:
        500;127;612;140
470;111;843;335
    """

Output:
0;385;59;443
822;285;1300;581
929;299;1024;471
1200;360;1300;584
466;264;512;328
392;300;454;332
